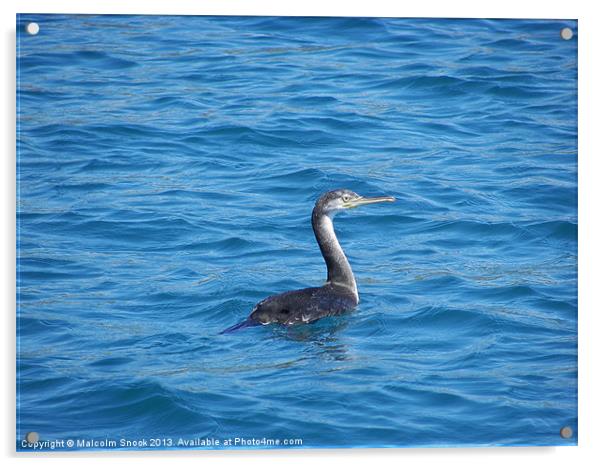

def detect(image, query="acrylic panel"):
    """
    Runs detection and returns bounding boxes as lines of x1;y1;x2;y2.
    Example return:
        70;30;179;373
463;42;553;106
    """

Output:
16;14;578;451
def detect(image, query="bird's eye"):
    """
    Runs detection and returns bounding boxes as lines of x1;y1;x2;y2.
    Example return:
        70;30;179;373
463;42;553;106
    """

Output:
342;195;350;202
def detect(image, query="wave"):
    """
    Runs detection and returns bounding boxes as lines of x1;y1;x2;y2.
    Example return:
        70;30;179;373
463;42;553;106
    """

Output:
20;50;137;70
17;14;577;448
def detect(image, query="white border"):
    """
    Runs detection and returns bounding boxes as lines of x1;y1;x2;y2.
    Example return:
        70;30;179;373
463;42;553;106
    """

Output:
3;0;585;18
3;1;601;466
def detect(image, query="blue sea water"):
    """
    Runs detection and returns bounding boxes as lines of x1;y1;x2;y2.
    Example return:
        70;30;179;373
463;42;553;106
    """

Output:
16;15;577;450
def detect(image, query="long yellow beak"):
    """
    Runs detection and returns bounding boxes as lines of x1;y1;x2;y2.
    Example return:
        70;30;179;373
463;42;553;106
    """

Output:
344;195;396;209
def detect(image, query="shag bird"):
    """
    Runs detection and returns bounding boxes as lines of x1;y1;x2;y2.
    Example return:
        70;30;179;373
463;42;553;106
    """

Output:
220;189;395;333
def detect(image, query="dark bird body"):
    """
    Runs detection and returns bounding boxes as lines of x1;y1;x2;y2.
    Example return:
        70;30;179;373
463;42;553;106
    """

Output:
221;189;394;333
250;284;358;326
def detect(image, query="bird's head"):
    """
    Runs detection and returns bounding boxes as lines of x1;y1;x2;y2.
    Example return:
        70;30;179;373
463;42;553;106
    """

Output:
314;189;395;217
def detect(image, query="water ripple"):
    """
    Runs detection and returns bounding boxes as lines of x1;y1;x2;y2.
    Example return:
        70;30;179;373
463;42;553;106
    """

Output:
17;15;577;449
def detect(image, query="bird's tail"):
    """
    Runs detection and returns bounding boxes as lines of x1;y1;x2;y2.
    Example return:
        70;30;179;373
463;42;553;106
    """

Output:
219;318;260;335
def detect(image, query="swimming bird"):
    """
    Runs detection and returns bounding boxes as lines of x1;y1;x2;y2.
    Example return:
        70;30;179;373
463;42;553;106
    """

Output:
220;189;395;333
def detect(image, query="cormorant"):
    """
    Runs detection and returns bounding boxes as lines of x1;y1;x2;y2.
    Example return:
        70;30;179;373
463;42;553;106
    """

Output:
220;189;395;333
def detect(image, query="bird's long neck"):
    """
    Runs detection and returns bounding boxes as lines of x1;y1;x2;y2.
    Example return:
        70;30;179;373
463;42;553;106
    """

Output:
311;209;358;301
